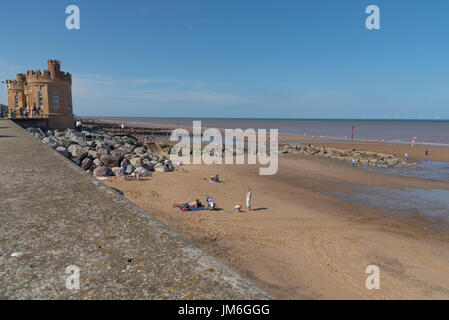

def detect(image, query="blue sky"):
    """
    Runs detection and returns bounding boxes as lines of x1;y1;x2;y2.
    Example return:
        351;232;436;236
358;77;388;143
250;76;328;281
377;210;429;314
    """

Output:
1;0;448;119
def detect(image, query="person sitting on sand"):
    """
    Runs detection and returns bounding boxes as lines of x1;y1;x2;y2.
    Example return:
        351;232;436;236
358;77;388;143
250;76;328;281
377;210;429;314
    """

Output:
234;205;241;213
206;196;215;210
134;168;141;181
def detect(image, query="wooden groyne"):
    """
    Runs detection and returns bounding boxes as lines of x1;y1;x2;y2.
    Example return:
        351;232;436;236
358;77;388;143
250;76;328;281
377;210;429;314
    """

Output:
79;118;173;138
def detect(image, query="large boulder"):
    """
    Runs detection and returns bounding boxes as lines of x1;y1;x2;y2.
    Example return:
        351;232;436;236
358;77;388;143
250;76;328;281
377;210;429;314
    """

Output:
57;137;72;148
140;152;152;160
54;131;65;137
142;159;154;170
386;158;400;167
70;135;88;147
68;144;88;160
95;142;109;151
134;147;147;155
88;150;100;160
111;167;122;176
97;148;109;156
87;140;97;148
110;148;128;161
100;155;119;168
136;167;151;177
64;129;77;139
93;166;109;177
56;146;69;157
93;158;103;167
71;157;81;166
81;158;93;170
43;137;60;149
129;157;142;168
377;161;388;168
103;138;120;147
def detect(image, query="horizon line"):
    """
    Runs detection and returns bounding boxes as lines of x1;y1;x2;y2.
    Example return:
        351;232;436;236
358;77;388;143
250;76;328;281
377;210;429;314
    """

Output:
77;115;449;121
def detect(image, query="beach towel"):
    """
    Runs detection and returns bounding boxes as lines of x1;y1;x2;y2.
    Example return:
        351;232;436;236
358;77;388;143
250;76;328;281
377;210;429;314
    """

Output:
178;206;207;212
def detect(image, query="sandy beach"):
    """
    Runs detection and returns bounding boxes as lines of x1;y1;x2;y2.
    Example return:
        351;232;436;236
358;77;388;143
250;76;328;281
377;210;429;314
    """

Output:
105;144;449;299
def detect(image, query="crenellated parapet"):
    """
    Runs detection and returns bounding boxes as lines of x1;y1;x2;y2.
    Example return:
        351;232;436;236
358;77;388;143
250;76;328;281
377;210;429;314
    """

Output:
4;59;74;128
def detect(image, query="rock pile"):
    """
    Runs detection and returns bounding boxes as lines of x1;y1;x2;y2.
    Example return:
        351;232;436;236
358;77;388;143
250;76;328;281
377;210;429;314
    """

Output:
278;144;401;168
27;127;176;177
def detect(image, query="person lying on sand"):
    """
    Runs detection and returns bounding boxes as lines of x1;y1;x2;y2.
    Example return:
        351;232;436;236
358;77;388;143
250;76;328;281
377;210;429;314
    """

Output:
172;199;202;209
205;174;221;183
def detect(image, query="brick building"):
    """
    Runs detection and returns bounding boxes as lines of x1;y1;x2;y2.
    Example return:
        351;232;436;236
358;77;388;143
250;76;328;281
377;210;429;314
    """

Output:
5;59;74;128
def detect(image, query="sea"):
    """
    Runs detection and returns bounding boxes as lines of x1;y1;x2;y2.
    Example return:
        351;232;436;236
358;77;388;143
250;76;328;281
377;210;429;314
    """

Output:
93;117;449;146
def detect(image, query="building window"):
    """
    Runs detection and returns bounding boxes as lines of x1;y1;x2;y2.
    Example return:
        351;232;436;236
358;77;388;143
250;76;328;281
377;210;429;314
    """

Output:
38;90;43;108
15;95;18;108
53;92;59;109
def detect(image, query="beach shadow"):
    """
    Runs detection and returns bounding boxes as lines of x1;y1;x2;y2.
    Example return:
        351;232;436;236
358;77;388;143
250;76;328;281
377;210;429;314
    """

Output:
109;187;124;195
0;135;16;138
252;208;267;211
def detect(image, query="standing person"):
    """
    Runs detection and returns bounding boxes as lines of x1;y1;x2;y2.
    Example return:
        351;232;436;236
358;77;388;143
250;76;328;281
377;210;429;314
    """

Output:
120;158;128;169
425;149;430;156
75;119;82;131
246;187;252;212
404;153;408;161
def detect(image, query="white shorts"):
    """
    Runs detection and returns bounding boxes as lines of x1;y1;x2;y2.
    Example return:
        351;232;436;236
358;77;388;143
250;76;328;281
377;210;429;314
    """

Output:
246;199;251;207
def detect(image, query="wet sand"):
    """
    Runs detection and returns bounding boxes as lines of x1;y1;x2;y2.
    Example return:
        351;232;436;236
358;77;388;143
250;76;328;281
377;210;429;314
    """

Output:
105;149;449;299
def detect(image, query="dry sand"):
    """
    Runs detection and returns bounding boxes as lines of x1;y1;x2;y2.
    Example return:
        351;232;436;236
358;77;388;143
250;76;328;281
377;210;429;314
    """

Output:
105;147;449;299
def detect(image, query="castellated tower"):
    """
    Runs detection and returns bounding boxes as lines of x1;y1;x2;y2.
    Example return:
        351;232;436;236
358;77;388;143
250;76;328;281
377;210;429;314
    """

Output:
5;59;74;129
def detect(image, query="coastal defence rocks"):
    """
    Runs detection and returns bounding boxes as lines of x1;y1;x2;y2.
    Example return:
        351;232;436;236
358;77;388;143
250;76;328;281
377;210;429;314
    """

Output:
29;125;399;169
27;127;176;177
279;144;401;168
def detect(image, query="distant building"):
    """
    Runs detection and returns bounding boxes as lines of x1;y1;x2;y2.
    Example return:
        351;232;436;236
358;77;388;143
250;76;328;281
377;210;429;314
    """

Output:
5;59;74;128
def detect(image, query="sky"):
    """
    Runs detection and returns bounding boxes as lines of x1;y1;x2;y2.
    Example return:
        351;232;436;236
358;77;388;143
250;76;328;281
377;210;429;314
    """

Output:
0;0;448;119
